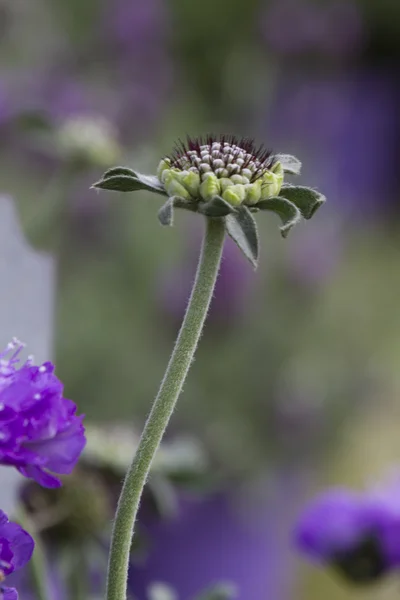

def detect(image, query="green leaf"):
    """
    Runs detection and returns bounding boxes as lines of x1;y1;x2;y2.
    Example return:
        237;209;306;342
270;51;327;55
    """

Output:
225;206;259;269
92;170;167;196
92;174;144;192
274;154;302;175
199;196;236;217
192;583;237;600
158;197;175;226
257;196;301;237
102;166;138;179
279;184;326;219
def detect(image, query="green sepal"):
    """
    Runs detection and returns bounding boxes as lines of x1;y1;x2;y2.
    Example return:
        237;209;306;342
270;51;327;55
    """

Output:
225;206;259;269
257;196;302;238
273;154;302;175
92;168;167;196
158;196;200;225
279;184;326;219
158;197;176;226
199;196;236;217
192;583;237;600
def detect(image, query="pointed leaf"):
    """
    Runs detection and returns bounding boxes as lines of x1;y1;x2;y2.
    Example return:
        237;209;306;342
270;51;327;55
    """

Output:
102;166;138;179
199;196;236;217
158;198;175;226
279;184;326;219
225;206;259;268
193;583;237;600
92;170;167;196
92;174;143;192
274;154;302;175
257;196;301;238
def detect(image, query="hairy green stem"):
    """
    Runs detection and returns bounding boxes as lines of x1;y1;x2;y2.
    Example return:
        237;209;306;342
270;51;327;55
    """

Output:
106;217;226;600
16;507;51;600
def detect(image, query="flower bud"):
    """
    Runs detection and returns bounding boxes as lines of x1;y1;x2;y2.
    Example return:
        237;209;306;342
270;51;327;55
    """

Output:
180;171;201;197
222;184;246;206
260;161;284;199
200;173;221;201
244;181;261;205
157;159;171;180
162;170;191;199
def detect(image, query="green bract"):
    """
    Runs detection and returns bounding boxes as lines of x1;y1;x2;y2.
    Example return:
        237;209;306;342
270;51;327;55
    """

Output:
92;135;326;268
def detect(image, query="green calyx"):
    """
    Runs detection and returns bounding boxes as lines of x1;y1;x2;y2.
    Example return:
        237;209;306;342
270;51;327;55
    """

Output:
157;160;284;208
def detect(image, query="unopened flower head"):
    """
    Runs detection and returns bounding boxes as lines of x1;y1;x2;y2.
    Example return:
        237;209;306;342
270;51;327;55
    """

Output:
0;338;86;488
158;135;283;206
0;509;34;600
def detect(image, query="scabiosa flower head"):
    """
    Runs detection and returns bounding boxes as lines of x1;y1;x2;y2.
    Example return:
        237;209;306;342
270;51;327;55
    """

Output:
0;509;34;600
294;484;400;584
93;135;325;268
157;135;284;207
0;339;86;489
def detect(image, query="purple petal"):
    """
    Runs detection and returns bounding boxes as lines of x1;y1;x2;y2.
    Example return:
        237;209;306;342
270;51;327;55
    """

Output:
17;466;62;489
1;586;18;600
294;489;367;561
26;419;86;474
0;522;34;572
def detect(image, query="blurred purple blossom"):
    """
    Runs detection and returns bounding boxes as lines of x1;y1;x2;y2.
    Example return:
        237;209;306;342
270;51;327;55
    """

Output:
131;477;304;600
295;474;400;583
267;70;400;217
159;233;254;328
262;0;364;58
0;339;86;488
0;510;34;600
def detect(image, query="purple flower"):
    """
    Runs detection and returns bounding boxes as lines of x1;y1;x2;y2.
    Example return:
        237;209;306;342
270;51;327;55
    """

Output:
0;339;86;488
294;483;400;583
0;509;34;600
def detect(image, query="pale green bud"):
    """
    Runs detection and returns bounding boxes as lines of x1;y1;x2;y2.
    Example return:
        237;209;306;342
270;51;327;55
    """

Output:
157;159;171;180
162;170;191;199
180;171;201;197
219;178;234;193
260;161;284;199
244;181;261;205
222;184;246;206
230;174;245;185
200;173;221;201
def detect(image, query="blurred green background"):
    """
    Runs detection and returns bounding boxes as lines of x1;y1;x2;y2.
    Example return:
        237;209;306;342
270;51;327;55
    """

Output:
1;0;400;598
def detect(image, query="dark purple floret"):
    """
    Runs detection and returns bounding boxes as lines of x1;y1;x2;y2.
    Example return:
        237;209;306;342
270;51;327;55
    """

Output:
0;339;86;488
0;509;34;600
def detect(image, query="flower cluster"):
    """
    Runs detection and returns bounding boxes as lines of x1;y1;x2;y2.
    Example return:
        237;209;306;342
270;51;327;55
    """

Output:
294;475;400;584
0;510;34;600
0;339;86;488
157;136;284;207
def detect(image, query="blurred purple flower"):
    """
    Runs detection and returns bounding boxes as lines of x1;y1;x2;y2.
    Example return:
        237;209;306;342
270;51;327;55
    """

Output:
160;234;254;327
267;70;400;217
0;509;34;600
295;477;400;583
262;0;364;58
0;339;86;488
131;476;304;600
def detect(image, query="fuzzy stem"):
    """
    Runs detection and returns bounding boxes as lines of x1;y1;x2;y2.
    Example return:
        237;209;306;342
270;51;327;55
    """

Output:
106;217;225;600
